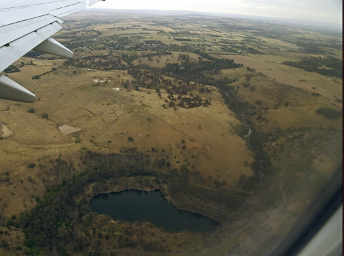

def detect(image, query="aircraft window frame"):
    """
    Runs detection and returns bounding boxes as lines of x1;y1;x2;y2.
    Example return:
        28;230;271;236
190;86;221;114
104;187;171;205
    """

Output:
269;170;342;256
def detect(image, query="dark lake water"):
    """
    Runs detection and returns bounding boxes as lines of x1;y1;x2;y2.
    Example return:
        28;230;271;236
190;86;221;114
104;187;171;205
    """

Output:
90;190;219;232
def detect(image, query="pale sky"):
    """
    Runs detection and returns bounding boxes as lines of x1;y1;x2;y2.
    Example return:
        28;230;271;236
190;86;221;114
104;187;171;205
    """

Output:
93;0;342;26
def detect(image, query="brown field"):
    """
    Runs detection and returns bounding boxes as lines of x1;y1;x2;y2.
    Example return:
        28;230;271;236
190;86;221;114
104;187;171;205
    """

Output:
0;10;342;256
226;54;342;104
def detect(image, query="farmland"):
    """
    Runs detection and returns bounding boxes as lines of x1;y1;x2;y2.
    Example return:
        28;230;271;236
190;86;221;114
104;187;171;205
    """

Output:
0;10;342;256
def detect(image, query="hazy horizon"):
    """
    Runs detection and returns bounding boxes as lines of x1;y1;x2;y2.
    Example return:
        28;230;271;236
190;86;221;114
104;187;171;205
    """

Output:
92;0;342;29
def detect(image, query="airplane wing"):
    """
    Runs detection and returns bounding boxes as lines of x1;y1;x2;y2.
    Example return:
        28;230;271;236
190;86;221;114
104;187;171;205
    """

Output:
0;0;105;102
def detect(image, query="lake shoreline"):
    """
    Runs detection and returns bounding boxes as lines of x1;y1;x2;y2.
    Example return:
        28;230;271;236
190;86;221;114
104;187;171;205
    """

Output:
90;189;219;233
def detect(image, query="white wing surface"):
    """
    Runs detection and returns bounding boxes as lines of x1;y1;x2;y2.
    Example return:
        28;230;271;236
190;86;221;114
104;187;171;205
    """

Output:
0;0;104;102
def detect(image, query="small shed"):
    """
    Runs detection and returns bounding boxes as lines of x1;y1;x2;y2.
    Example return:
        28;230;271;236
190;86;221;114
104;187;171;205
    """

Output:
58;125;81;136
0;123;13;139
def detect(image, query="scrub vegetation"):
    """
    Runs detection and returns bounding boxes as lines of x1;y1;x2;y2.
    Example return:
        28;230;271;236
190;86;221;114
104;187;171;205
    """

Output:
0;10;342;256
